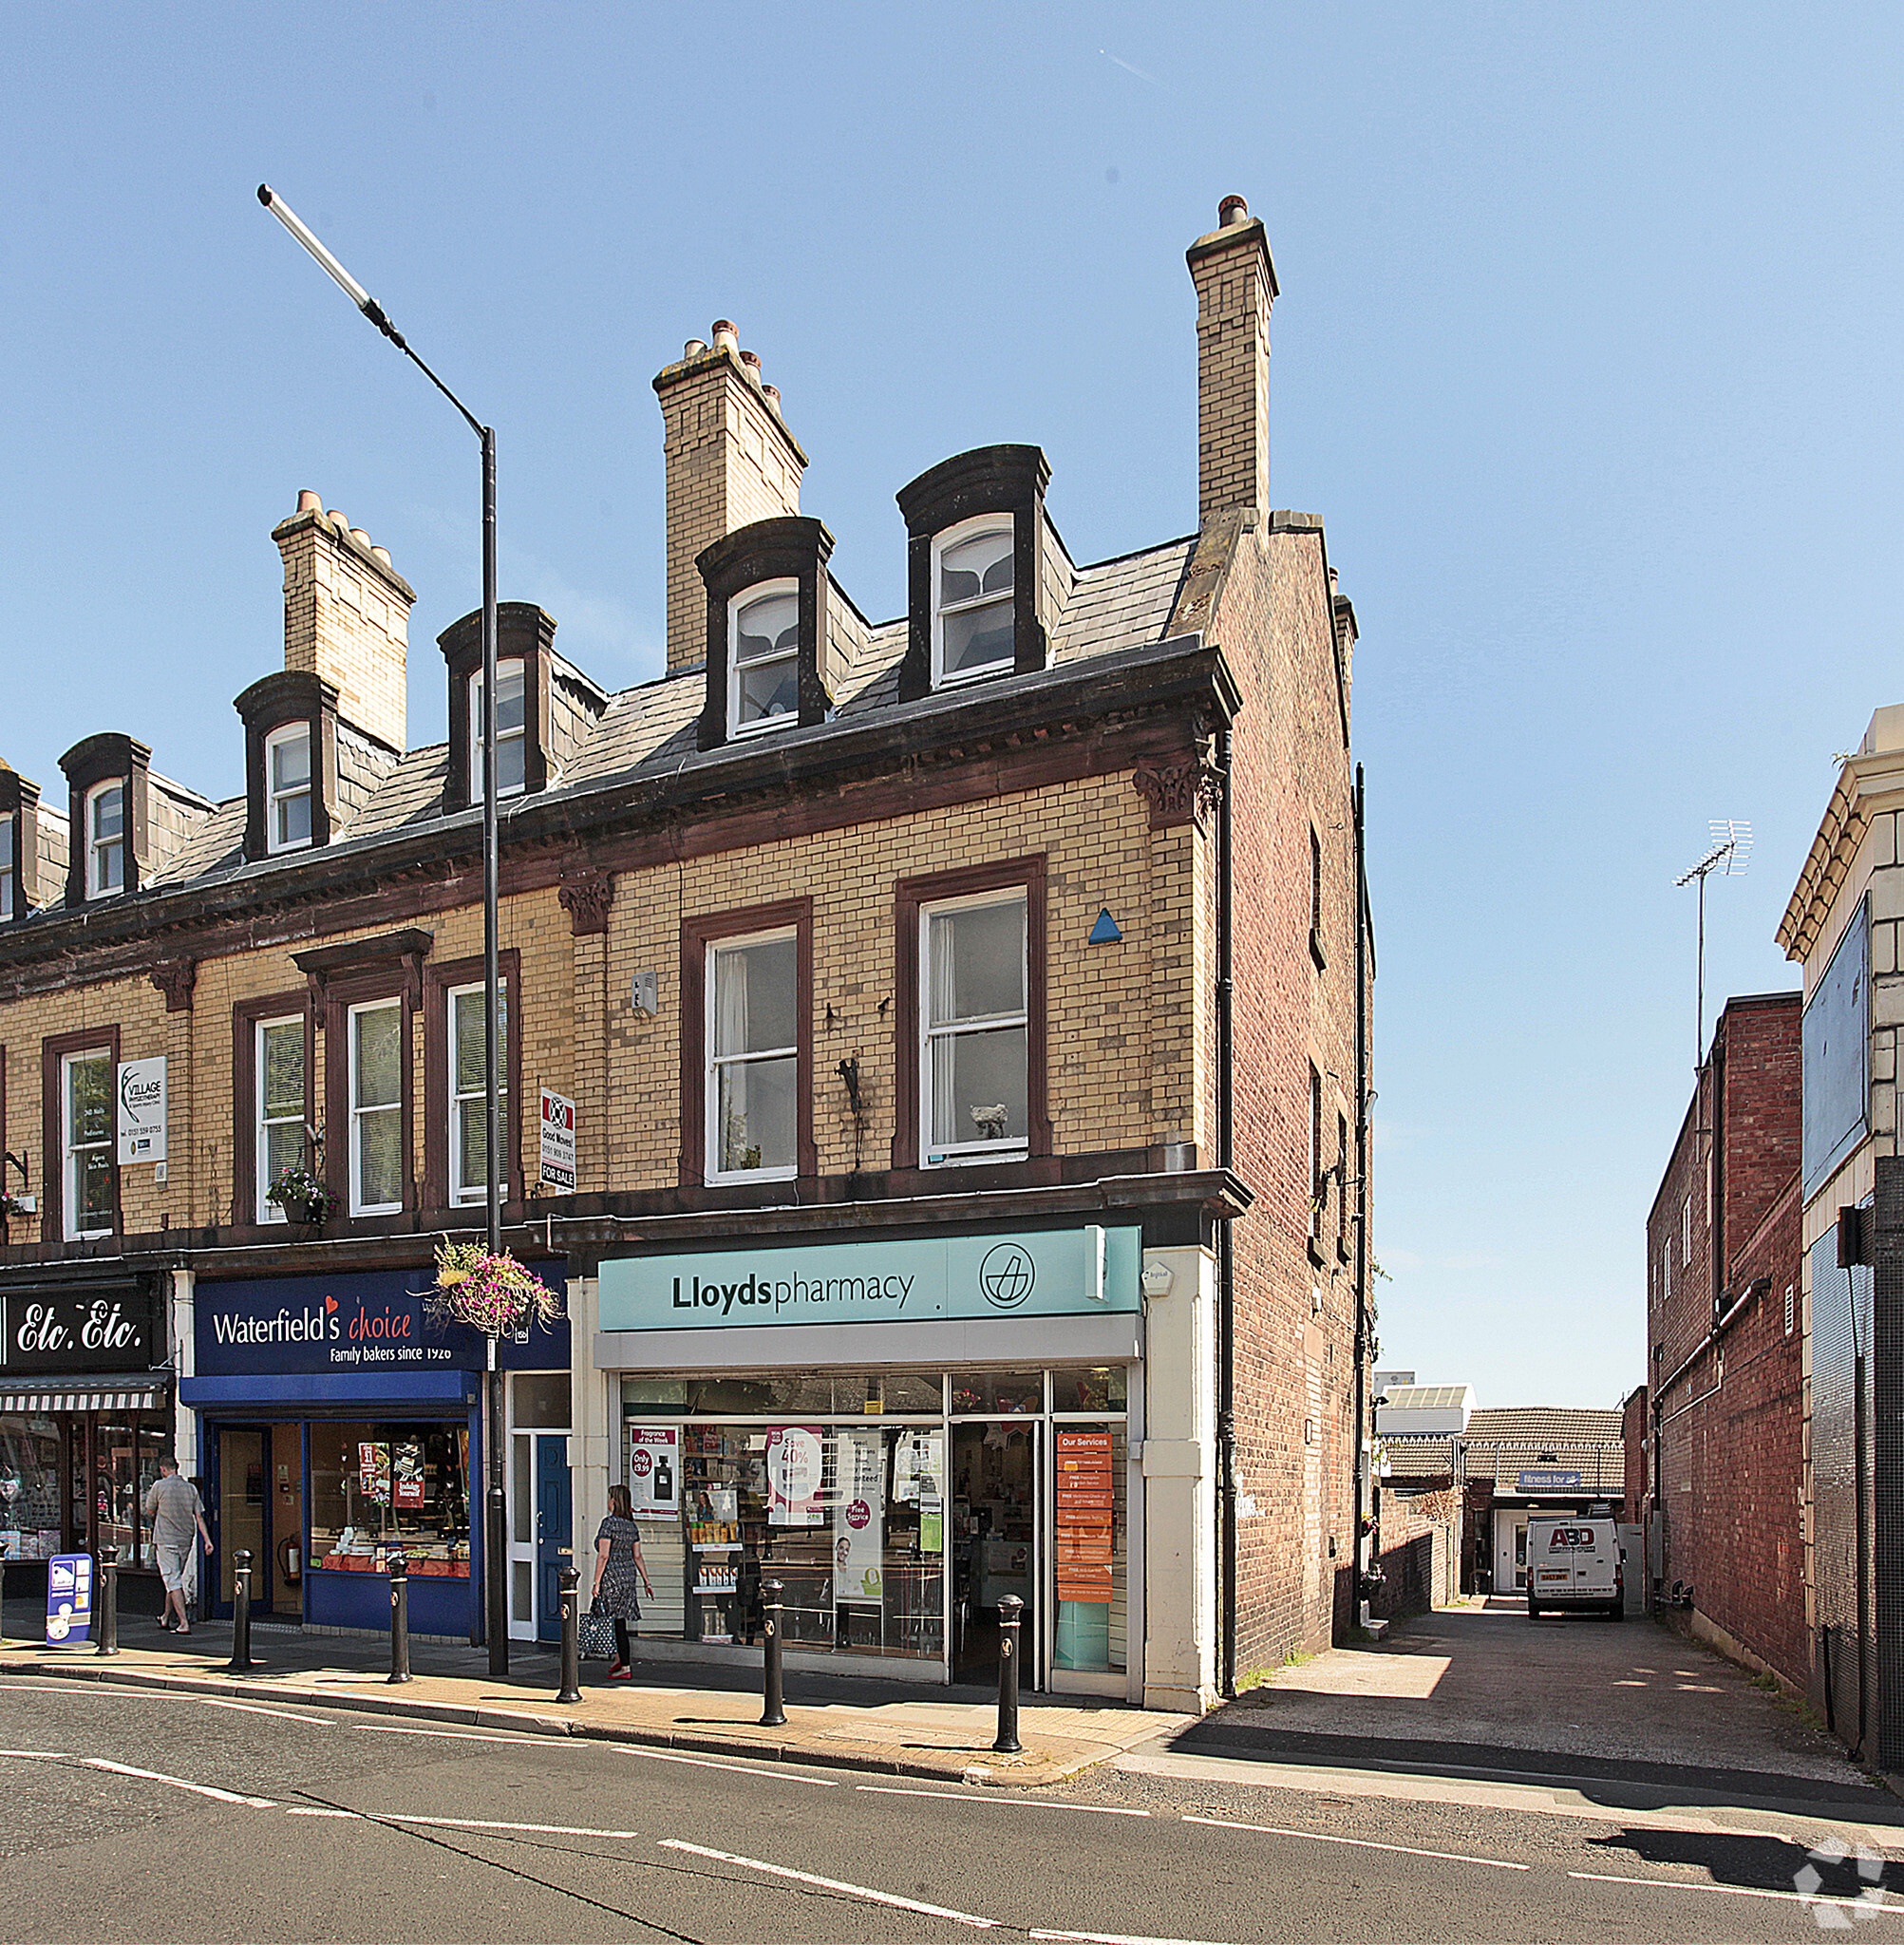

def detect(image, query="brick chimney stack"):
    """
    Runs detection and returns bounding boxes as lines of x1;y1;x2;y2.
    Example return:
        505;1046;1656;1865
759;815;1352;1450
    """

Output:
653;325;806;673
271;489;415;752
1186;195;1278;531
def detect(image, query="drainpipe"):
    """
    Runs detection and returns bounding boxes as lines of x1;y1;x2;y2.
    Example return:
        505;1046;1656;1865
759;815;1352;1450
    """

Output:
1216;727;1237;1699
1350;765;1369;1631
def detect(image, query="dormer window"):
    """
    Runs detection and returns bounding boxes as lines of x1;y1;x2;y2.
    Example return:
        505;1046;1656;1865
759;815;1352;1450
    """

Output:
933;520;1015;684
266;724;313;853
0;812;12;920
86;781;125;898
470;658;527;798
729;582;800;735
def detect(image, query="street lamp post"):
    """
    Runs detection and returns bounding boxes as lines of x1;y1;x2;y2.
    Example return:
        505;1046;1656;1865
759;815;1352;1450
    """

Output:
258;185;511;1676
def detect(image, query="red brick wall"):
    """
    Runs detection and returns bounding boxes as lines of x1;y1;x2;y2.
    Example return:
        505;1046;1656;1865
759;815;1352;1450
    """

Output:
1216;516;1363;1673
1646;992;1806;1686
1623;1385;1649;1520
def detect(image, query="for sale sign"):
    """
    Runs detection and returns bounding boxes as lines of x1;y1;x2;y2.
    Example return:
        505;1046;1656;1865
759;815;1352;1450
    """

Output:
539;1089;576;1191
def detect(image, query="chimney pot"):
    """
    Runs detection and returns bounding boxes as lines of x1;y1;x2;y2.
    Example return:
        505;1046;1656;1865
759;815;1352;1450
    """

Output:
349;528;371;548
327;509;347;530
684;338;707;359
1219;193;1250;226
712;320;739;351
739;349;763;384
762;384;781;406
371;545;392;566
296;488;323;514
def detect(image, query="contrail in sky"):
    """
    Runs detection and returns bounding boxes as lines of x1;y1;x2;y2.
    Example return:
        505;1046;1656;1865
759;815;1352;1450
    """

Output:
1100;48;1161;86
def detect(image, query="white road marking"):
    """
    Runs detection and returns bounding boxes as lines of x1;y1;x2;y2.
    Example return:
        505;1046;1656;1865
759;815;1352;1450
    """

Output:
354;1724;556;1747
1183;1813;1528;1871
0;1680;330;1727
83;1758;275;1809
170;1695;333;1726
386;1813;641;1840
616;1746;839;1784
1120;1747;1895;1852
1030;1932;1239;1945
661;1838;996;1927
1569;1869;1897;1912
0;1748;66;1759
287;1806;360;1818
856;1784;1150;1816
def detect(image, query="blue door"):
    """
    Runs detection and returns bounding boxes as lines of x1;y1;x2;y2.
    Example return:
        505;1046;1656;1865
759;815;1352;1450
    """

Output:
535;1436;572;1643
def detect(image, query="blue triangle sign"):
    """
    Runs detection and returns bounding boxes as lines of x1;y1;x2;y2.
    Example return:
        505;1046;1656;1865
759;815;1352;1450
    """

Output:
1089;908;1122;945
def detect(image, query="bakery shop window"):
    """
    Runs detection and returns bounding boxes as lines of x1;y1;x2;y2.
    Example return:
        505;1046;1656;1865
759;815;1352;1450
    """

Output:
310;1424;470;1579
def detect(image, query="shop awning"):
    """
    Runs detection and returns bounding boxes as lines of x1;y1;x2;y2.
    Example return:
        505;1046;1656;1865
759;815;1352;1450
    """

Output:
0;1381;169;1414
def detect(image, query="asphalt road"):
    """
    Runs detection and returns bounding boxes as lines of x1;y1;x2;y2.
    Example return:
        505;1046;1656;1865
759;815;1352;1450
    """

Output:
2;1679;1901;1944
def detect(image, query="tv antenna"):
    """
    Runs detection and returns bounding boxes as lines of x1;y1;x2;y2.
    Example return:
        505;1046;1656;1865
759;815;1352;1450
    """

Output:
1675;821;1752;1074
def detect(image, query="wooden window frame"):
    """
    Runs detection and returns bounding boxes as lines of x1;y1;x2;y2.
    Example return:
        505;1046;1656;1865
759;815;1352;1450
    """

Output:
263;722;314;856
317;969;416;1223
233;991;312;1227
931;516;1018;689
468;657;529;802
679;901;814;1191
42;1024;120;1244
892;857;1048;1173
85;779;127;900
423;950;524;1213
726;579;801;740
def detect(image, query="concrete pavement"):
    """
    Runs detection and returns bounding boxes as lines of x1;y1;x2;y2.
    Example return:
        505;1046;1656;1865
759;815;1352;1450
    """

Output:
0;1597;1184;1789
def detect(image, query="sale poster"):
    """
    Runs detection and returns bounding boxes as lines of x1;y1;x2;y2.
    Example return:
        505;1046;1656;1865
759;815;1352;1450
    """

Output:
358;1443;391;1505
834;1429;884;1604
765;1426;824;1526
626;1426;680;1518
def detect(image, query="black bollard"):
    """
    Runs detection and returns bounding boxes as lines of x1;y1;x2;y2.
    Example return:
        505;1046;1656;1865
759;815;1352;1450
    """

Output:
227;1549;254;1673
387;1552;412;1684
555;1565;581;1705
96;1546;119;1656
992;1593;1024;1754
759;1578;787;1728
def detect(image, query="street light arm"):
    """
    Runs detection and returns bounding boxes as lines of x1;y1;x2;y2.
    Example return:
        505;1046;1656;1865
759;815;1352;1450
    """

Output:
256;183;484;444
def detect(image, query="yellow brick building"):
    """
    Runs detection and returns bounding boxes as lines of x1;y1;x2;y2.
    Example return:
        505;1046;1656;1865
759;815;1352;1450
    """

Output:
0;198;1370;1705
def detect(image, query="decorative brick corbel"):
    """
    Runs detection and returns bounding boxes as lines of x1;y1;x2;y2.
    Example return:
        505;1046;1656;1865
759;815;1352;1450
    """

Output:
1134;758;1222;831
150;959;198;1012
558;869;614;936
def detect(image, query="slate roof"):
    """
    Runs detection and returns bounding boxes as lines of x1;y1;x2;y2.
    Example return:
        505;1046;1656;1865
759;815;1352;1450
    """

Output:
22;532;1200;915
1384;1406;1626;1489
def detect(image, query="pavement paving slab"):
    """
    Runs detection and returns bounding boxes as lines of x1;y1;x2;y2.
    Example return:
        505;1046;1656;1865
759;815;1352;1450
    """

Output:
0;1598;1182;1788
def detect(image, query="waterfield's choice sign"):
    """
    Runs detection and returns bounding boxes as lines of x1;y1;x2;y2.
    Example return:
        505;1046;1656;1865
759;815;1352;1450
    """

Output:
598;1226;1141;1333
196;1269;565;1377
2;1287;154;1374
116;1057;167;1165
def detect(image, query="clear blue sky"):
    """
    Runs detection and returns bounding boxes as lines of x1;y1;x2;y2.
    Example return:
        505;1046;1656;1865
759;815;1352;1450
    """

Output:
7;6;1900;1407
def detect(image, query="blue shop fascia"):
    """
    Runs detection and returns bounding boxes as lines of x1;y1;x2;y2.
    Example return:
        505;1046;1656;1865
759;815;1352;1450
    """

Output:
182;1264;567;1640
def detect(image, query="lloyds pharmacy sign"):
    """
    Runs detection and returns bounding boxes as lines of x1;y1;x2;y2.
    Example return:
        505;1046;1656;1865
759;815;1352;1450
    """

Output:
598;1226;1141;1332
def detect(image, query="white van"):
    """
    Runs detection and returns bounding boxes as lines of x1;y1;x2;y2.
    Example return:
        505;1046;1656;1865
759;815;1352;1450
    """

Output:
1525;1516;1623;1619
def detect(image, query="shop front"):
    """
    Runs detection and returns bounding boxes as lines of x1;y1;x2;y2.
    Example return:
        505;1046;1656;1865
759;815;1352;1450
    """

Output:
0;1277;170;1596
183;1268;568;1640
594;1224;1143;1698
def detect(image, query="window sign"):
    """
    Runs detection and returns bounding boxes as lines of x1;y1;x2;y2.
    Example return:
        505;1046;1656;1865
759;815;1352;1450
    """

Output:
834;1429;884;1605
765;1426;824;1526
539;1087;576;1191
117;1057;167;1165
627;1426;679;1518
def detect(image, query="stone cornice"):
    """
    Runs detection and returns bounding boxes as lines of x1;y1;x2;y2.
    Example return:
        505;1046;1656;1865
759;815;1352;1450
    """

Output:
1778;749;1904;963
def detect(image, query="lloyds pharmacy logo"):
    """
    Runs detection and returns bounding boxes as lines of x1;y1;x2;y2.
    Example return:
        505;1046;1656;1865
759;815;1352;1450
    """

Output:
1796;1837;1891;1928
978;1243;1035;1311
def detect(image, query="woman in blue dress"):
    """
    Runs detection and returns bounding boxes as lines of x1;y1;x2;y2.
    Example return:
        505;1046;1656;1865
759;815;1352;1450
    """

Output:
591;1482;654;1679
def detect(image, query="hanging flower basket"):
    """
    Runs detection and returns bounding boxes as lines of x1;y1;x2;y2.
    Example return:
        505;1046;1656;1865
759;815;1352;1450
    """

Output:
266;1165;335;1225
426;1240;563;1339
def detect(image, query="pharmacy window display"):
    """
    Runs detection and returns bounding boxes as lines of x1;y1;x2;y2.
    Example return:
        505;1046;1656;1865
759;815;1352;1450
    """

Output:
310;1424;470;1579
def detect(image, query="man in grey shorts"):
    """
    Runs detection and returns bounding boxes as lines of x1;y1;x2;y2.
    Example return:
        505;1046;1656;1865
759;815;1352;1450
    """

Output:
141;1457;212;1634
